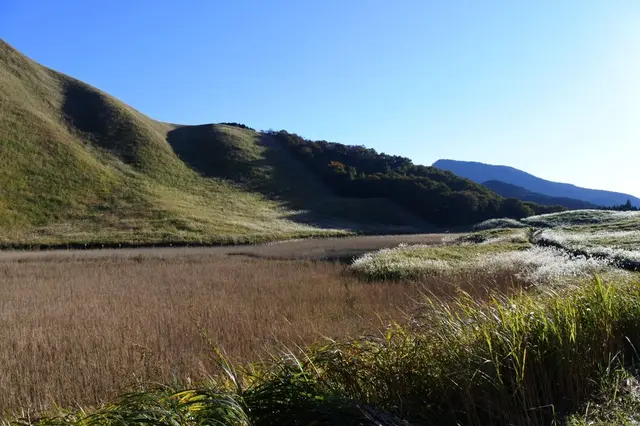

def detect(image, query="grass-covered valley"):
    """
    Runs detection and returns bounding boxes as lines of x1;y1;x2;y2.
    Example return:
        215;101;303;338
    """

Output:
2;210;640;425
3;38;640;426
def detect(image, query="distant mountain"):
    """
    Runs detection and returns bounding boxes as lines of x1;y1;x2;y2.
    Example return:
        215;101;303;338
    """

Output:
433;159;640;207
482;180;599;210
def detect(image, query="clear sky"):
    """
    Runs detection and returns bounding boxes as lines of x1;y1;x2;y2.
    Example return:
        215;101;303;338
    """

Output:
2;1;639;196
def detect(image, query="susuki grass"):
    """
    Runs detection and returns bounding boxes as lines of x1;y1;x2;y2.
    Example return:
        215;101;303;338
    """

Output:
3;207;640;424
533;229;640;271
354;211;640;285
522;210;640;228
473;217;527;230
350;238;618;286
11;276;640;426
474;210;640;231
455;227;529;245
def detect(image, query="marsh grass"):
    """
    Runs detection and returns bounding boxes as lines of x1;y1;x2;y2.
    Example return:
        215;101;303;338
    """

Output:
11;277;640;426
0;249;485;416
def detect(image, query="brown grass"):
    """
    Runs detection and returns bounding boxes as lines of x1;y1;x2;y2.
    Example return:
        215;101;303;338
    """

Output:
0;253;410;414
0;236;517;416
0;233;453;262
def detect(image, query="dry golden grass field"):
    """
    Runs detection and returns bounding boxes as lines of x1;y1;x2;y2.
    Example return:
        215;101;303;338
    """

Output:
4;226;637;425
1;234;494;415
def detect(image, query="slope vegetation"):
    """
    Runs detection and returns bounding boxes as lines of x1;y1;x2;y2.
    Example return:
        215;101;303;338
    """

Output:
434;159;640;207
0;40;419;247
271;131;563;226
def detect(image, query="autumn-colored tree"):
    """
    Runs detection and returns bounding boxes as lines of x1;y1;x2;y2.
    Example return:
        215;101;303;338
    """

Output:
328;161;346;173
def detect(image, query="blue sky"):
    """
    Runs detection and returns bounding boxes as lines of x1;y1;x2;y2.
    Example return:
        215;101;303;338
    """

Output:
2;1;639;196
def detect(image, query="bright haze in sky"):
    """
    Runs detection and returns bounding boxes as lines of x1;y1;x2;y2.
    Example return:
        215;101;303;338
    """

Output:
2;1;639;196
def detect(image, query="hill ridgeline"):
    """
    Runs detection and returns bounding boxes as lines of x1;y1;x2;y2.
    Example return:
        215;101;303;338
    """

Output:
482;180;598;210
433;159;640;207
0;39;557;247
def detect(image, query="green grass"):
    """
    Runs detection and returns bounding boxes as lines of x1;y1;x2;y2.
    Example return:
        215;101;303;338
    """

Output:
0;40;423;247
9;277;640;426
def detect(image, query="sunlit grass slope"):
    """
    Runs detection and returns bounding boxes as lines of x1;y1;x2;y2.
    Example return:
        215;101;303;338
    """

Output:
0;40;421;247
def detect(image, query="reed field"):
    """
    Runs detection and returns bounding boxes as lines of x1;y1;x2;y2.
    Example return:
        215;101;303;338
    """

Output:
3;210;640;425
0;255;416;414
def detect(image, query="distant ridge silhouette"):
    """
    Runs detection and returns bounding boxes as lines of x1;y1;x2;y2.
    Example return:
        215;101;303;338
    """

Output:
482;180;598;210
433;159;640;207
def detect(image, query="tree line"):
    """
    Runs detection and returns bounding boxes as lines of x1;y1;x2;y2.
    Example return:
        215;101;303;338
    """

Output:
601;199;638;211
268;130;565;227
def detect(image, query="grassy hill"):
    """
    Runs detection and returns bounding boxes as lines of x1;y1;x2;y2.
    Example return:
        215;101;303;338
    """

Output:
1;40;561;247
0;40;424;247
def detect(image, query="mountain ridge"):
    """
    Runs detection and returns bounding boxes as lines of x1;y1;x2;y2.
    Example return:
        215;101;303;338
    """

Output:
482;180;599;210
433;159;639;207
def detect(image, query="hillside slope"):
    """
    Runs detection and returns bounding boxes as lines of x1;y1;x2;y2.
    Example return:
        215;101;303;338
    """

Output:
433;159;640;207
1;40;562;246
482;180;598;210
0;39;423;247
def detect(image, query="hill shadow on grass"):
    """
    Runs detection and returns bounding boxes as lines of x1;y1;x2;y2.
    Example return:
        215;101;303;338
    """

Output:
62;80;146;166
167;124;261;183
167;125;431;234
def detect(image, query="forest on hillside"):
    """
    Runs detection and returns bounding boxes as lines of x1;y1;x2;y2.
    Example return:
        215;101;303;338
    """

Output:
268;130;565;226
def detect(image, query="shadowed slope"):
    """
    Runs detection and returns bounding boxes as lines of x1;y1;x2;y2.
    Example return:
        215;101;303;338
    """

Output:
168;124;425;230
61;77;174;169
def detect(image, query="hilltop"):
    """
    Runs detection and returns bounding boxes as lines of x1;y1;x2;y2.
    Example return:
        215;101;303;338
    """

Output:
433;159;640;207
0;40;551;247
